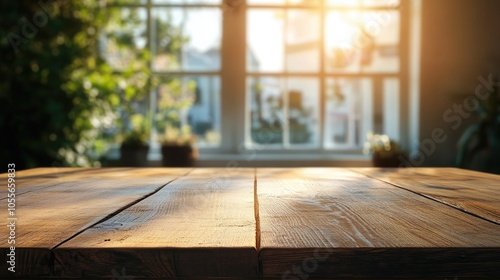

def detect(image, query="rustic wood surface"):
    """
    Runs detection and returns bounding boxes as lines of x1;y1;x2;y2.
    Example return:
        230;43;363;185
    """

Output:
257;168;500;278
54;168;258;278
0;167;82;198
1;167;499;279
1;168;190;278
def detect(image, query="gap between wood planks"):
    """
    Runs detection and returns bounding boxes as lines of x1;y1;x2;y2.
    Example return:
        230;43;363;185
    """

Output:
45;168;264;276
253;168;263;277
348;168;500;227
254;168;261;252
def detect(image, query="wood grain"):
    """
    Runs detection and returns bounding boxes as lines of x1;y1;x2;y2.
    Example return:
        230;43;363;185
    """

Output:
262;248;500;278
0;248;51;278
0;167;84;198
54;168;258;278
0;168;188;279
256;168;500;278
352;168;500;224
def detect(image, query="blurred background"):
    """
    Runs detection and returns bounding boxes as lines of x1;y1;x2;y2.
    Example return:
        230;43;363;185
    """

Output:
1;0;499;173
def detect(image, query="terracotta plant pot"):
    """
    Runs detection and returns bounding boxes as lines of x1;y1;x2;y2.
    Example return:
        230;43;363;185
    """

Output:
161;144;196;167
120;145;149;167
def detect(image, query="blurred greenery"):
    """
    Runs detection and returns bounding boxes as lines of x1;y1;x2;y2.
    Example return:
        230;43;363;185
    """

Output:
456;78;500;172
120;113;151;147
0;0;184;169
155;77;196;142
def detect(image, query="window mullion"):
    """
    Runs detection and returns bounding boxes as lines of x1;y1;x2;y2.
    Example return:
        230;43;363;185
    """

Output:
319;0;326;150
220;3;247;153
147;0;155;147
373;76;384;135
283;8;289;148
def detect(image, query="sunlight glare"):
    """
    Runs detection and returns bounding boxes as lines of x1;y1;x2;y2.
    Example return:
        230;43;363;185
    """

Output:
248;10;284;72
325;13;358;49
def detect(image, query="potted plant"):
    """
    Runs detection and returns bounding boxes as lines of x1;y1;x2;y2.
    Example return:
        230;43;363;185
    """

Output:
456;77;500;173
155;78;198;167
364;133;407;167
159;124;198;167
119;114;150;167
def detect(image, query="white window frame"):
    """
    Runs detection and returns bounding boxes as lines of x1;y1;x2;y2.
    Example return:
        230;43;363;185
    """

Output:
108;0;420;165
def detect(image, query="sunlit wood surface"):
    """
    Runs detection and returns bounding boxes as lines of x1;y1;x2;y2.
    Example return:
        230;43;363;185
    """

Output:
353;168;500;224
1;167;499;278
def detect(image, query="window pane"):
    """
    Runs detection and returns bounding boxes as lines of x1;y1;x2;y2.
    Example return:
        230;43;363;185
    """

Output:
248;77;284;145
247;77;319;147
324;78;372;148
153;0;220;4
248;9;320;73
287;78;319;146
325;10;399;73
383;78;400;141
288;0;321;5
248;0;285;5
247;9;284;72
328;0;399;6
187;76;221;146
327;0;358;6
286;10;320;72
362;0;400;7
101;8;147;69
361;11;400;73
152;8;221;71
248;0;320;5
325;11;360;72
154;76;220;146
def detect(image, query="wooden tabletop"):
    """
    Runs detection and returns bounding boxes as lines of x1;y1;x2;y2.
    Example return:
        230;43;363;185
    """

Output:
1;167;499;279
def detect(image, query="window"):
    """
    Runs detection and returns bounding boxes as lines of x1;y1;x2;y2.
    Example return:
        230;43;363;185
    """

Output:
105;0;222;151
246;0;402;151
106;0;413;160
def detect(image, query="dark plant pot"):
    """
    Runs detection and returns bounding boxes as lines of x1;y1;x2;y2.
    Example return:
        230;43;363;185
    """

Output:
372;152;406;168
161;144;196;167
120;145;149;167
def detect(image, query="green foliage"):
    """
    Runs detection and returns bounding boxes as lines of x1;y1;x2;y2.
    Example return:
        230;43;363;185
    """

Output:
0;0;181;168
161;124;196;146
121;114;150;147
363;133;402;158
155;78;196;143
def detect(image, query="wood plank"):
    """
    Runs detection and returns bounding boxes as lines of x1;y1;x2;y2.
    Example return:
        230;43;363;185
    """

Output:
0;168;188;279
54;168;258;278
352;167;500;224
0;167;84;198
257;168;500;278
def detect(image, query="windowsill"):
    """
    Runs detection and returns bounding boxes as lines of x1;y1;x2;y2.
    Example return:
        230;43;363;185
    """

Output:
107;146;372;167
194;153;371;167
